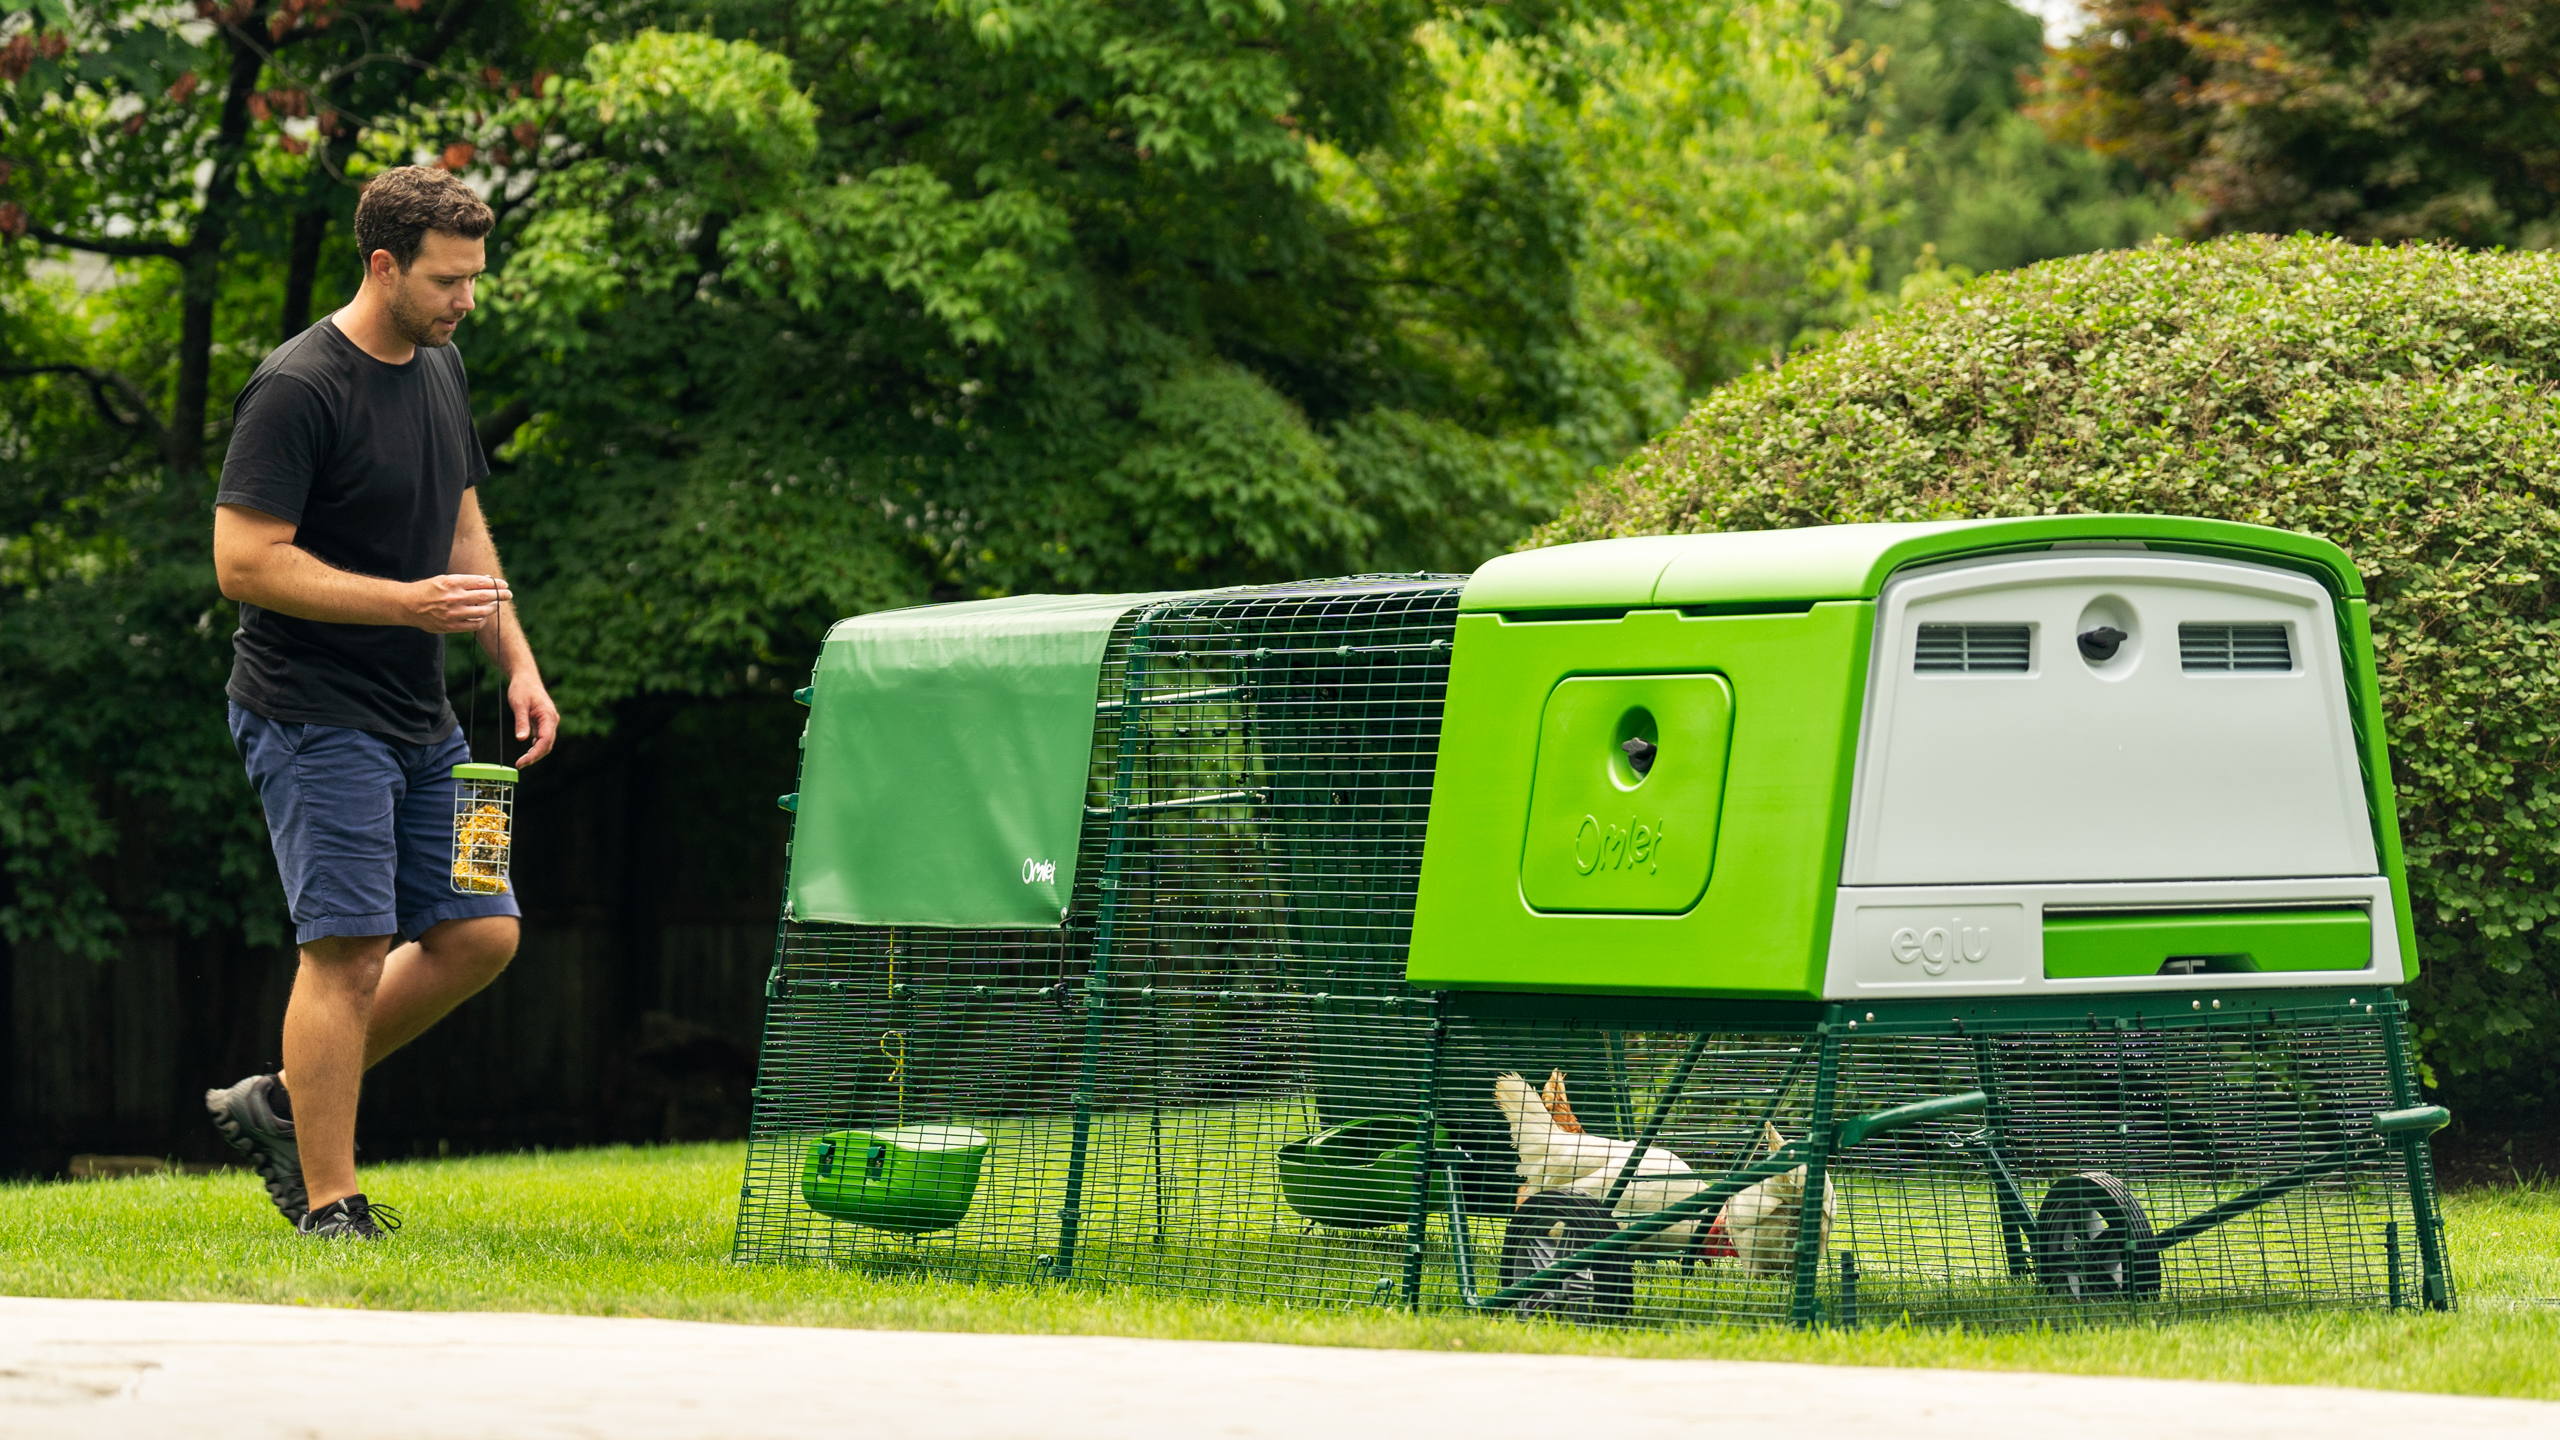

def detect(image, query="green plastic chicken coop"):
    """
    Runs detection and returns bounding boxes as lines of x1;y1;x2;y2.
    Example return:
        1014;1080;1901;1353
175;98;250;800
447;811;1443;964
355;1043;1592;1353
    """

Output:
733;516;2454;1328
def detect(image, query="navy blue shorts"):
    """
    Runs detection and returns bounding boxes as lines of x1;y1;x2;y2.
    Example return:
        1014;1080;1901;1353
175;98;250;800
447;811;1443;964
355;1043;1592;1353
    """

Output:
230;703;523;945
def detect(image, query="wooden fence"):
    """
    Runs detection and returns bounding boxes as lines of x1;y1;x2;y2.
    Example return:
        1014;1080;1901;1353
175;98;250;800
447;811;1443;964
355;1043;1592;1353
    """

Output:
1;697;800;1178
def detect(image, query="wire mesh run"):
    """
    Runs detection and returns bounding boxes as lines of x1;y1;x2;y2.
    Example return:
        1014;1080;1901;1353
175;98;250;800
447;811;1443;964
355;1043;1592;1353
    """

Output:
451;773;514;895
734;577;2453;1328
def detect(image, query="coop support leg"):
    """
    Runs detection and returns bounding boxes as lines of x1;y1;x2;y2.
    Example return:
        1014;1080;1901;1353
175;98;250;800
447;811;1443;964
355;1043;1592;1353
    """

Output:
1398;996;1451;1309
2385;1221;2403;1311
1788;1011;1845;1329
2377;996;2452;1311
1149;1104;1165;1249
1602;1029;1635;1137
1440;1158;1483;1303
1969;1034;2033;1279
1052;616;1162;1282
1052;990;1108;1278
731;906;798;1264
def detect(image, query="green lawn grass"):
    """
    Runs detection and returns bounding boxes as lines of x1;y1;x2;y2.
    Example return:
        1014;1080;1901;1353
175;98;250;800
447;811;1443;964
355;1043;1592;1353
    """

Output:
3;1142;2555;1399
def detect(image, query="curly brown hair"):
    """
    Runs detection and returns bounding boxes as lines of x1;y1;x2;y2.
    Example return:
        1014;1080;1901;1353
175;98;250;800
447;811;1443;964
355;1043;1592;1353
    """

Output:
353;166;494;270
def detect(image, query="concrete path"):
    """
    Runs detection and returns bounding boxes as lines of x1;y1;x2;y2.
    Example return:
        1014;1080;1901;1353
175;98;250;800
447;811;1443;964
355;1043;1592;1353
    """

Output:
2;1296;2552;1439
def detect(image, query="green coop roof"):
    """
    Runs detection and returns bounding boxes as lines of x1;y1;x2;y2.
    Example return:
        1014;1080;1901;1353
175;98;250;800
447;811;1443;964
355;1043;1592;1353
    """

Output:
786;590;1199;930
1460;516;2364;612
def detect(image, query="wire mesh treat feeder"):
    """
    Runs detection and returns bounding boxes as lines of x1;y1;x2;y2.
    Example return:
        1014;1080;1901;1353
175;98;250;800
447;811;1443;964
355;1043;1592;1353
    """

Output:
449;762;517;896
735;518;2454;1328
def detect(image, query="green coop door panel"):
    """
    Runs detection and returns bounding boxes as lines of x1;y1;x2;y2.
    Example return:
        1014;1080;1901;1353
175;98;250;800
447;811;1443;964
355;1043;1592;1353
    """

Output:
1520;674;1733;914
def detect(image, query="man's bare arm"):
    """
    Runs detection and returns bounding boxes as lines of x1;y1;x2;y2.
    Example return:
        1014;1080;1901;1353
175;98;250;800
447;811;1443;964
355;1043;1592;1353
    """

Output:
449;488;560;765
214;503;507;633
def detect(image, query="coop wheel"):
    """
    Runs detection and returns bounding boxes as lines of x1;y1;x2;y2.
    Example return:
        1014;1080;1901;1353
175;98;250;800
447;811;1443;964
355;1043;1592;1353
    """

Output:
2033;1171;2161;1301
1498;1191;1633;1321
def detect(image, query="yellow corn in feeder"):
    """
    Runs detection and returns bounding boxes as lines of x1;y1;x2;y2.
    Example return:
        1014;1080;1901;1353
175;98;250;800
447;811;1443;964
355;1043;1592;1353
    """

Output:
450;762;518;895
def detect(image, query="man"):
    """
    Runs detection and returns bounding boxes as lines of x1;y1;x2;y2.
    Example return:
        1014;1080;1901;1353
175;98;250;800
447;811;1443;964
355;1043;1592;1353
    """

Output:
202;166;559;1240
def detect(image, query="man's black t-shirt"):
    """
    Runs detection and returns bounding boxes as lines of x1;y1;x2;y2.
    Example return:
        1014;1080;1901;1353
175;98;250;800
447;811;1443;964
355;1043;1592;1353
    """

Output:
215;317;486;744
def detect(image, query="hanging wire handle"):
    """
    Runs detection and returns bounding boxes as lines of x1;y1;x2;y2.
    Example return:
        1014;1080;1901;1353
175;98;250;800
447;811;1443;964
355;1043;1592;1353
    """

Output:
489;589;509;767
469;616;482;761
464;581;509;764
881;1032;908;1125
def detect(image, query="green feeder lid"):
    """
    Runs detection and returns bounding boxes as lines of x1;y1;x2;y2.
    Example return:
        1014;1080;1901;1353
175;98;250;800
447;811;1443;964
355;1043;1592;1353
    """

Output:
451;763;520;784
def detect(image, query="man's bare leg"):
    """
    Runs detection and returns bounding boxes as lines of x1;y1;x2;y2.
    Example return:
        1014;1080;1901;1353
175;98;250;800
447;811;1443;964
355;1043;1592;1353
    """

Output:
279;917;517;1211
282;934;391;1212
362;915;520;1068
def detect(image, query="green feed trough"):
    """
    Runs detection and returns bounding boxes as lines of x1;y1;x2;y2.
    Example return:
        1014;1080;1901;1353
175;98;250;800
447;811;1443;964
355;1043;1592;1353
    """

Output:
734;518;2454;1328
800;1126;990;1234
1277;1117;1458;1230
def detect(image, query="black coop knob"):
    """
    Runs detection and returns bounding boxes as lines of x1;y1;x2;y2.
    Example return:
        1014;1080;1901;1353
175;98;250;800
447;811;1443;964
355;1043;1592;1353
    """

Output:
2077;626;2129;662
1621;735;1658;776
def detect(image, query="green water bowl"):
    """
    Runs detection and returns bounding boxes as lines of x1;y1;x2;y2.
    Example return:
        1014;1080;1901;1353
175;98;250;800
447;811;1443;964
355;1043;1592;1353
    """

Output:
1277;1116;1456;1230
800;1125;990;1234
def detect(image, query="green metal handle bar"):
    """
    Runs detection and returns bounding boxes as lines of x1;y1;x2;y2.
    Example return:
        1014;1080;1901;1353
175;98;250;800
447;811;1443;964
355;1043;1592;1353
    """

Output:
1453;1090;1986;1315
2149;1105;2457;1254
1835;1092;1990;1149
2374;1104;2450;1137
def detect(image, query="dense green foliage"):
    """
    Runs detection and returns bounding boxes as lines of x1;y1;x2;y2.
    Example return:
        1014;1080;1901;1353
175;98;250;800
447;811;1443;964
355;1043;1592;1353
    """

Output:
2041;0;2560;246
1551;236;2560;1118
3;0;1922;959
0;0;553;467
3;1143;2556;1394
468;0;1914;717
0;268;284;955
1837;0;2182;292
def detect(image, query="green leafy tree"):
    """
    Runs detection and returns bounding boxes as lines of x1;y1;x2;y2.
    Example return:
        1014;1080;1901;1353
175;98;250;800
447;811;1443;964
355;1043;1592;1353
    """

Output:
455;5;1856;719
1356;0;1896;397
0;259;277;959
0;0;1924;966
2039;0;2560;245
1835;0;2184;293
0;0;544;468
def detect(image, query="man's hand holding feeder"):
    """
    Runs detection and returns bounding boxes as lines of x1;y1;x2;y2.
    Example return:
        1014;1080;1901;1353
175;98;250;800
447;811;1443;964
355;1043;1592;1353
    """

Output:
407;571;511;633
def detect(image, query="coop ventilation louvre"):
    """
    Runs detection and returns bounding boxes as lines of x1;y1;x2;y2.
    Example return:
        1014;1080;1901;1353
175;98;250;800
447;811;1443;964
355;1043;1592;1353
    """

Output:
2180;623;2293;672
1914;623;2030;673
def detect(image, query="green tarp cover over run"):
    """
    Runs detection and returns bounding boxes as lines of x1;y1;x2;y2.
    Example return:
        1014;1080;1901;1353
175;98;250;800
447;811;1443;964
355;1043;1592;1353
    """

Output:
786;592;1186;929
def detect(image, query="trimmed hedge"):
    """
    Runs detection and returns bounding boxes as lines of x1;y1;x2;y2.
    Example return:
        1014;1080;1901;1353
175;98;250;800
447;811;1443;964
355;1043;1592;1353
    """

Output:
1547;234;2560;1121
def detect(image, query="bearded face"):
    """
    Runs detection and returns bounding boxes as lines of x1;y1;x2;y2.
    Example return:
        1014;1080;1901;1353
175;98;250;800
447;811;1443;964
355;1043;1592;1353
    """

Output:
377;228;483;349
385;274;456;348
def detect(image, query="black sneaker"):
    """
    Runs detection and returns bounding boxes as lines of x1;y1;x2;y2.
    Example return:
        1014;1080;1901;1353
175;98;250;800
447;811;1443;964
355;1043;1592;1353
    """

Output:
298;1193;401;1240
205;1073;306;1225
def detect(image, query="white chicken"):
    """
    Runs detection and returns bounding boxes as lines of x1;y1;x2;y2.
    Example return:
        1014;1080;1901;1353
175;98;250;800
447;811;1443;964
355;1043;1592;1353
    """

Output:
1494;1070;1705;1251
1701;1121;1839;1278
1496;1071;1841;1276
